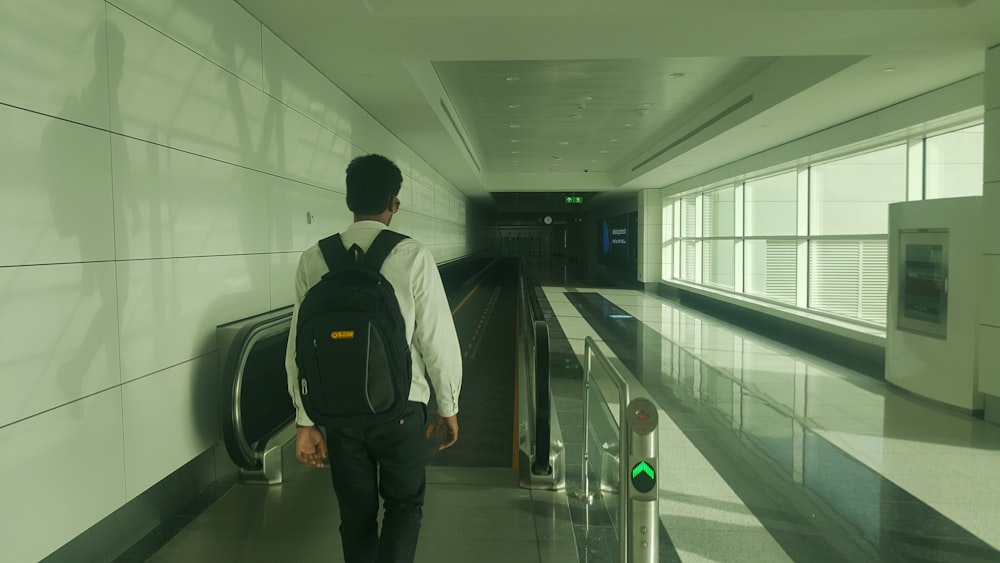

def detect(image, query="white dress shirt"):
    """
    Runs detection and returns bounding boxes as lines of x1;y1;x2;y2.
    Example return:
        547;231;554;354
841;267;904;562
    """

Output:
284;220;463;427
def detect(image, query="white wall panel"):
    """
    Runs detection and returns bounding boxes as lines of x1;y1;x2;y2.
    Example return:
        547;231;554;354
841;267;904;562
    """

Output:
0;105;114;266
0;389;125;563
980;325;1000;397
109;6;266;169
122;355;218;500
112;137;268;260
398;174;414;208
988;46;1000;112
0;263;120;428
264;98;349;188
108;0;263;88
0;0;109;128
985;181;1000;256
261;28;385;155
983;256;1000;328
412;179;435;215
270;252;300;308
986;108;1000;184
391;210;415;240
117;255;270;382
268;176;351;253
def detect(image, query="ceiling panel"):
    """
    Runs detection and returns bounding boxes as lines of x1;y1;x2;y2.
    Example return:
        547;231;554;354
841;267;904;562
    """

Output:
435;58;775;174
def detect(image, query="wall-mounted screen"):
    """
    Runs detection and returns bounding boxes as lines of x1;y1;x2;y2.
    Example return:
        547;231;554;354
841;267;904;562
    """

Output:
597;211;637;275
897;230;948;339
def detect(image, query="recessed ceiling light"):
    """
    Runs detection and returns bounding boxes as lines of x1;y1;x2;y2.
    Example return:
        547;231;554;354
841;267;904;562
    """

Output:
558;141;570;145
599;150;608;154
508;124;521;128
669;72;686;79
569;113;582;119
507;104;521;109
505;76;520;82
577;95;593;103
511;150;520;154
624;123;634;127
591;159;598;163
883;67;896;73
640;102;653;109
510;139;520;143
609;139;619;142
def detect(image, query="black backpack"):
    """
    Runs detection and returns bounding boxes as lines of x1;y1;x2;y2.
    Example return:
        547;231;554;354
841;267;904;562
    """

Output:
294;230;412;427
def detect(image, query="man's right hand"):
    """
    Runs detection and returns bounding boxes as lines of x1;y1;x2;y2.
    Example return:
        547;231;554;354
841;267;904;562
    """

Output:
295;426;327;468
435;415;459;450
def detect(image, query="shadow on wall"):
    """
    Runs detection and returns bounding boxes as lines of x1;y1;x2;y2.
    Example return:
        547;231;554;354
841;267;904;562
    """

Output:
40;21;129;414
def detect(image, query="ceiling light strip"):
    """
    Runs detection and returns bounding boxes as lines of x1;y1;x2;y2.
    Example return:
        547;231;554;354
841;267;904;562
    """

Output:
440;99;481;173
632;94;754;172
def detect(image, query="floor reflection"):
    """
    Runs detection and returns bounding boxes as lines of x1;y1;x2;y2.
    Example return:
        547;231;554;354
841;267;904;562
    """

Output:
565;291;1000;561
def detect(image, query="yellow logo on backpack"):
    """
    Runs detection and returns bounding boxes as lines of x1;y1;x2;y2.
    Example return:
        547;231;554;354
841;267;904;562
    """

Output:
330;330;355;340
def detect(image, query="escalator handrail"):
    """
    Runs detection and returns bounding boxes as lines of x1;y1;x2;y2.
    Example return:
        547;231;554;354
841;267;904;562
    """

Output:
219;308;294;471
517;261;553;475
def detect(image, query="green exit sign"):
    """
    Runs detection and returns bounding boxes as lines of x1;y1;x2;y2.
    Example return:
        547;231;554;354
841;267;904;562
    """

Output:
565;196;583;204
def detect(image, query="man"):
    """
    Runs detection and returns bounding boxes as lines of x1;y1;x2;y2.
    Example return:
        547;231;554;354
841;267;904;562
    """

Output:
284;154;463;563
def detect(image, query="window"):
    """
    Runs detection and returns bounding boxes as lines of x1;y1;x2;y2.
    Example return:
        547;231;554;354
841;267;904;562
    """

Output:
703;187;735;237
703;239;736;289
662;199;675;280
745;172;797;237
659;119;979;329
925;125;984;199
809;145;906;236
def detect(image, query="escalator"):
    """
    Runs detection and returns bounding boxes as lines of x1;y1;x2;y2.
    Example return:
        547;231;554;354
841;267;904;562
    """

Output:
218;254;562;487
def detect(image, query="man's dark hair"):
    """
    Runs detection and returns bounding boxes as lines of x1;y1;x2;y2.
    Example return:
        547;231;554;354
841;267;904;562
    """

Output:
346;154;402;215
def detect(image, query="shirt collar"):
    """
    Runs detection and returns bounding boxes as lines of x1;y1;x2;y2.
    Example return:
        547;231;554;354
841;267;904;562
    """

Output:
346;220;390;233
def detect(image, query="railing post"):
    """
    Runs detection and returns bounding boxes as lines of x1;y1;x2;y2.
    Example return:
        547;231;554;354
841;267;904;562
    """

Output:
623;398;659;563
578;337;659;563
578;340;593;504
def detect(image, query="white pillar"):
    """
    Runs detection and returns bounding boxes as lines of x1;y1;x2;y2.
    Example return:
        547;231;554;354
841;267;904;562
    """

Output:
639;188;663;289
979;44;1000;423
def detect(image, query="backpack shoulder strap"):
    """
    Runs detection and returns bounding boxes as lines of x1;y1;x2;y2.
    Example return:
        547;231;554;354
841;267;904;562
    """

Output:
364;230;409;272
318;234;349;269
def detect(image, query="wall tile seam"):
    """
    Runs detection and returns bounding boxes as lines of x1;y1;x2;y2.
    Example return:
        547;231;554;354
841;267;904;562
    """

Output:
0;252;316;271
1;351;222;431
0;104;354;199
0;382;124;433
102;7;466;206
121;350;218;387
256;30;463;194
106;2;263;90
112;251;296;263
0;258;118;270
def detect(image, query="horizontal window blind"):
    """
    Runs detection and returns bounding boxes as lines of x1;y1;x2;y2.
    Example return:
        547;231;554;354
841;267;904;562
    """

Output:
746;240;796;304
808;239;887;325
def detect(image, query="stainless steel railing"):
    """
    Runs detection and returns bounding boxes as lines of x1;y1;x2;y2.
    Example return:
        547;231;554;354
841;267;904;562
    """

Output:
578;336;659;563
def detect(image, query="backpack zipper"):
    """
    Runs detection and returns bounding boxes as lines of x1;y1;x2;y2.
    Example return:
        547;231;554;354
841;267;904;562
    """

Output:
300;379;309;396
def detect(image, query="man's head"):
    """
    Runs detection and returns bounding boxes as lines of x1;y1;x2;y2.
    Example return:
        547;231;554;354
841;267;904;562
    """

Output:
346;154;402;217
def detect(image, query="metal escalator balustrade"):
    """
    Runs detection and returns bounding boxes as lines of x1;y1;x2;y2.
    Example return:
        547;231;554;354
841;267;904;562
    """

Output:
217;307;296;485
517;260;566;490
216;255;499;485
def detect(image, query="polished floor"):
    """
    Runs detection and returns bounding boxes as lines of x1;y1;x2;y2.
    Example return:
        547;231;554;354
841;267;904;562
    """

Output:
138;284;1000;562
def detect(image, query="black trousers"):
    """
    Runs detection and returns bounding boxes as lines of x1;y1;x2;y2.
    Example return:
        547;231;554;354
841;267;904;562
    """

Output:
325;402;428;563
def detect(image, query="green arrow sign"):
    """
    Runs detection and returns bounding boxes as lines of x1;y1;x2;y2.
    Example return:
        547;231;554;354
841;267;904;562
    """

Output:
632;460;655;481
